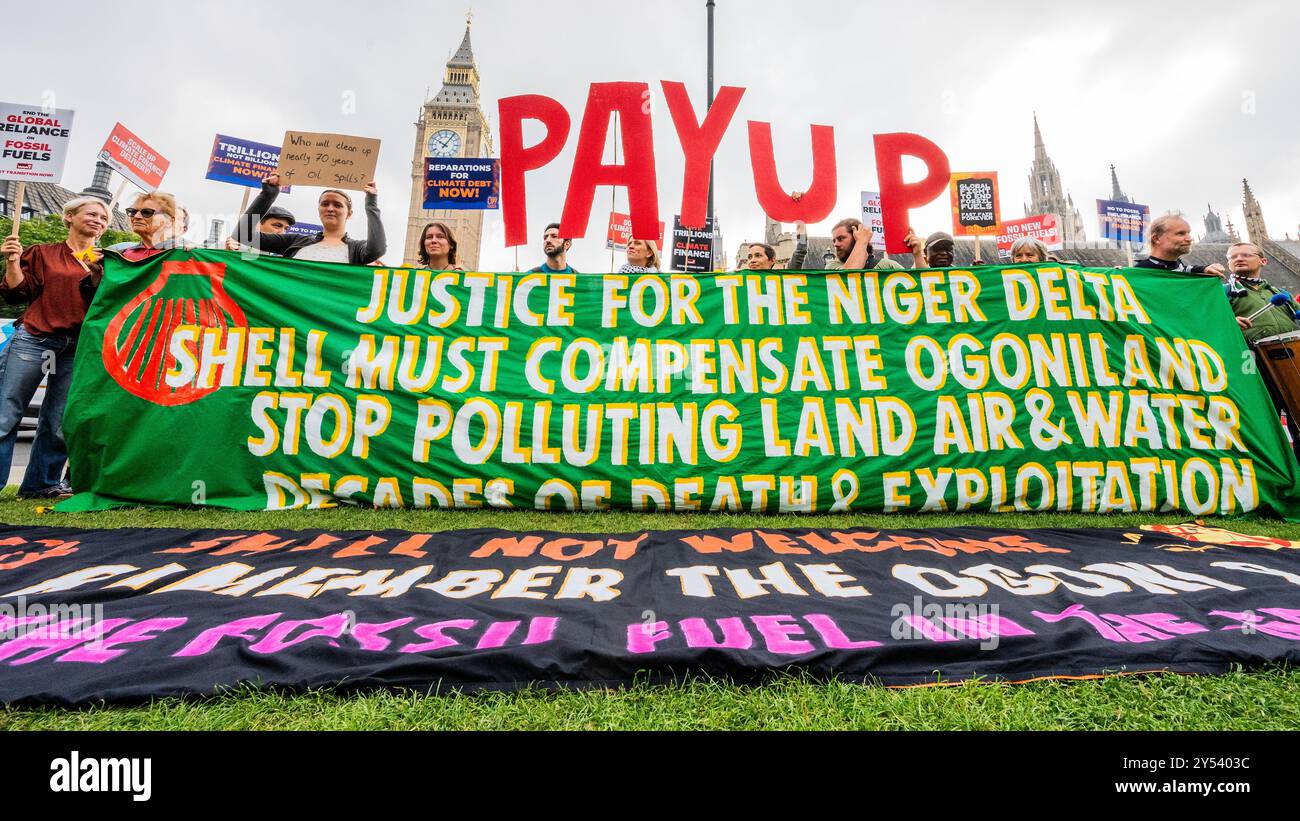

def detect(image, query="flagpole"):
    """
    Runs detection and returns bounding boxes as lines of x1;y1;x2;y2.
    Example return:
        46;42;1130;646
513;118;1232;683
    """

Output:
706;0;716;269
609;112;619;272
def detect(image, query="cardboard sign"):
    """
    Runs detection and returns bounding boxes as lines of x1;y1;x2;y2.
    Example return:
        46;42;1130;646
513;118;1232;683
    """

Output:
1097;199;1151;244
277;131;380;191
859;191;886;250
423;158;500;209
670;215;715;272
0;101;75;183
206;134;290;191
949;172;1000;236
995;214;1064;259
98;122;169;191
606;211;664;250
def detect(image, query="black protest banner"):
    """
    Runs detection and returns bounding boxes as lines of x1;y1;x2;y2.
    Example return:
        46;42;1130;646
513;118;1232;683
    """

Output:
950;171;1001;235
2;521;1299;704
670;216;715;272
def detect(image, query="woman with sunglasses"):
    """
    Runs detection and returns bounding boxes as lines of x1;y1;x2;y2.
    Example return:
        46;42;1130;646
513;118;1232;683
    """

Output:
0;197;111;499
106;191;191;260
233;173;385;265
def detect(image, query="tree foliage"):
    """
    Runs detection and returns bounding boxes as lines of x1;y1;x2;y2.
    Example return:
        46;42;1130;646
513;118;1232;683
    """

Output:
0;214;138;318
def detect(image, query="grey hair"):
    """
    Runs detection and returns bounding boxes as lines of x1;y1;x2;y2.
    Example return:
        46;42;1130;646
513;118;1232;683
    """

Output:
61;196;110;225
1010;236;1049;262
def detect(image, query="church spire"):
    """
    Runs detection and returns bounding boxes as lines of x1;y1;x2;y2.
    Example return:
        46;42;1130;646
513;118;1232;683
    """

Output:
1109;164;1130;203
1026;114;1085;242
1242;178;1268;245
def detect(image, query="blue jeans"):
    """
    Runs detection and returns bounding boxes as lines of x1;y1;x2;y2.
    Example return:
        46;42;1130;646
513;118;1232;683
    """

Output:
0;325;77;494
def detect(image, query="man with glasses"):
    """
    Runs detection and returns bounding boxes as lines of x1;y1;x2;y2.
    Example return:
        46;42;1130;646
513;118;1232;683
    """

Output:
1225;242;1300;460
1225;242;1295;342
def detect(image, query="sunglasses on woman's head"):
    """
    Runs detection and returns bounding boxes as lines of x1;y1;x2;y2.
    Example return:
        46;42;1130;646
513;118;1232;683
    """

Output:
126;208;159;218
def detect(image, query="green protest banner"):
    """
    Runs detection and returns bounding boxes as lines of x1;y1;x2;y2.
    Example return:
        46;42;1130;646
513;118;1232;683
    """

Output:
60;250;1300;518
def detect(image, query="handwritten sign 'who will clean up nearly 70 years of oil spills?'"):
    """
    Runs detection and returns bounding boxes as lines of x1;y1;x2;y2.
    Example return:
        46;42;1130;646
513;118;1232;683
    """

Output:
276;131;380;191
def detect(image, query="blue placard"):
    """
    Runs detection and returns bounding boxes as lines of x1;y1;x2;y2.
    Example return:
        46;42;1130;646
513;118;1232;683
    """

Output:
283;221;323;238
206;134;290;191
423;158;500;210
1096;199;1150;244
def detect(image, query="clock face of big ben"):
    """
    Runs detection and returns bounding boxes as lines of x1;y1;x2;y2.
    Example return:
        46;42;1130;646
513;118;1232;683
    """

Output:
428;129;462;157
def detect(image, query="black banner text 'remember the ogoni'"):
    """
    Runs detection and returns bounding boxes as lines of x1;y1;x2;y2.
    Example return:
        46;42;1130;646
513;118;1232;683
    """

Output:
2;522;1300;703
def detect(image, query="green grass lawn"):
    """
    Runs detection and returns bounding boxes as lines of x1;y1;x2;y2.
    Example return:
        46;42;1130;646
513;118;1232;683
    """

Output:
2;495;1298;731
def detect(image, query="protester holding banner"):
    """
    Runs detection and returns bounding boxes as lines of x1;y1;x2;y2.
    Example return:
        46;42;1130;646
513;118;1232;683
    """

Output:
529;223;577;273
1225;243;1296;342
744;243;776;270
1225;241;1300;460
0;197;111;498
233;174;385;265
1010;237;1051;263
618;239;660;273
819;219;871;270
224;206;295;251
415;222;464;272
1136;215;1225;277
107;191;190;260
923;232;956;267
819;219;908;271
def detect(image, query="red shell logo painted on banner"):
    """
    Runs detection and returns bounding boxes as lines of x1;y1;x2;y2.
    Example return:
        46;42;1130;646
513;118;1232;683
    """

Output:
102;259;247;406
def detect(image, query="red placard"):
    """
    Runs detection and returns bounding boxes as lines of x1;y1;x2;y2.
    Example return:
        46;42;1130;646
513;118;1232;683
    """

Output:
606;211;664;250
98;122;169;191
995;214;1063;259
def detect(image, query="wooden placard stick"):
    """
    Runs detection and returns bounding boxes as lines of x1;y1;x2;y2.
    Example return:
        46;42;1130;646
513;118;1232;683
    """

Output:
8;181;25;236
107;179;130;212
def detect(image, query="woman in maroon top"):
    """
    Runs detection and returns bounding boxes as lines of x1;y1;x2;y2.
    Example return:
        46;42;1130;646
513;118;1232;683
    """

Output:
0;196;110;498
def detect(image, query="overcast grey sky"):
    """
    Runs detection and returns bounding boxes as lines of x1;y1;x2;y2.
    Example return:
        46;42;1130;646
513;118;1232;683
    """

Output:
9;0;1298;271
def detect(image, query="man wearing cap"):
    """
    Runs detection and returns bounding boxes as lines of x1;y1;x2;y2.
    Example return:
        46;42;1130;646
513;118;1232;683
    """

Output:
226;206;295;251
1135;215;1225;277
917;231;956;268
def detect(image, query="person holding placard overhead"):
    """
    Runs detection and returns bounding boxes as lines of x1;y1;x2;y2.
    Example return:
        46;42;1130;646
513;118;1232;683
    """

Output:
233;173;385;265
225;206;296;251
0;197;111;498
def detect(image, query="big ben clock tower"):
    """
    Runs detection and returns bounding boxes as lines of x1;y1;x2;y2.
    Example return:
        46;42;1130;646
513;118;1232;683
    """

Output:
403;17;495;269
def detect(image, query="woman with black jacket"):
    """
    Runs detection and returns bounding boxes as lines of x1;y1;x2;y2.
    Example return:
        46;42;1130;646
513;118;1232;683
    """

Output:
233;173;385;265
